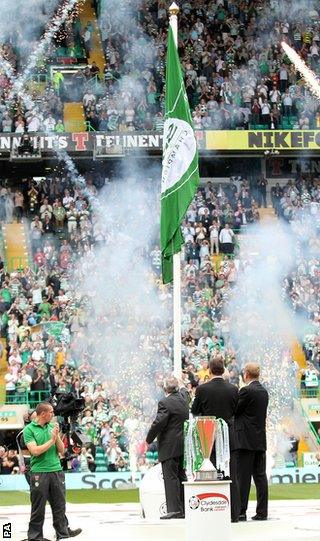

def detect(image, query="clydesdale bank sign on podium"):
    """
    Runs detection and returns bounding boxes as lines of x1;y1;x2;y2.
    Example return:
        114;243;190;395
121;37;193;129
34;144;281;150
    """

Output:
184;417;231;541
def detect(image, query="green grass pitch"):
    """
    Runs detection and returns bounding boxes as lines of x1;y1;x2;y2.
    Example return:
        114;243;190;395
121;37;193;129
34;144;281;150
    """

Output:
0;484;318;506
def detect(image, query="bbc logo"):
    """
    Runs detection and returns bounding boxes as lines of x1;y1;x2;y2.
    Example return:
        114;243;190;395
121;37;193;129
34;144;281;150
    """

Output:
2;523;11;539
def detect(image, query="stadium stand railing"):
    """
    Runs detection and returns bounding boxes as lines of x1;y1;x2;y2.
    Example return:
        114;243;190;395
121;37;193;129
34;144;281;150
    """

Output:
2;390;51;407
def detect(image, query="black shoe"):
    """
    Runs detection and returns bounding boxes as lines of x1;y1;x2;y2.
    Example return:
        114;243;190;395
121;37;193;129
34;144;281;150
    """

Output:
57;529;82;539
252;515;267;521
231;518;239;523
160;512;183;520
68;529;82;538
238;514;247;522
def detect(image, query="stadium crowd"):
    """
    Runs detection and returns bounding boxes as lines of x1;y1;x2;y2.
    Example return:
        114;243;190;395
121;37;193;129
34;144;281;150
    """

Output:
1;1;320;132
1;170;319;474
272;174;320;388
0;0;319;475
1;173;263;474
0;3;85;135
92;0;320;131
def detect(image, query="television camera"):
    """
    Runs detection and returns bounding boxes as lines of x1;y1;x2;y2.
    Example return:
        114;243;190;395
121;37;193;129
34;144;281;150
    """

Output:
51;393;92;463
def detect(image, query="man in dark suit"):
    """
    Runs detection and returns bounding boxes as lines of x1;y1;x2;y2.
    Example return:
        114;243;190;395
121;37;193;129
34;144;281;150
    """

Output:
235;363;269;521
146;376;189;519
191;356;240;522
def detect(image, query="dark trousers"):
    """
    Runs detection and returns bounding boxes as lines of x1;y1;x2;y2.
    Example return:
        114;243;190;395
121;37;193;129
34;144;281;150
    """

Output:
259;188;267;208
161;456;187;514
28;471;69;541
211;448;240;521
283;105;292;117
237;450;268;517
279;80;287;93
221;242;234;254
229;450;240;520
25;471;31;486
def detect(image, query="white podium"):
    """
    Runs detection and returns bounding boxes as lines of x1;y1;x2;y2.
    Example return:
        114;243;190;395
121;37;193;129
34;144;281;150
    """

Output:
184;480;232;541
139;463;167;519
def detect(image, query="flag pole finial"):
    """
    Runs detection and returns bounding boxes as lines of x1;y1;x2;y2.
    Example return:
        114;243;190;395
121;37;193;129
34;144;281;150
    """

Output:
169;2;179;15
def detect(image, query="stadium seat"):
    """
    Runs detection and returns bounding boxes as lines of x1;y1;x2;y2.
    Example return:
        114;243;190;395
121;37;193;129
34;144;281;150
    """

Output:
94;446;109;472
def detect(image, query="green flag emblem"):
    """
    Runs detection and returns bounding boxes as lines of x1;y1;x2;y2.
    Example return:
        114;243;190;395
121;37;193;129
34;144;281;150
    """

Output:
161;26;199;284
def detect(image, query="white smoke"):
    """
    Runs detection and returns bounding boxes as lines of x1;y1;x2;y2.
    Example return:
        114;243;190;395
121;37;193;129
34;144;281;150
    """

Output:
98;0;160;106
0;0;59;64
227;214;319;459
71;164;171;428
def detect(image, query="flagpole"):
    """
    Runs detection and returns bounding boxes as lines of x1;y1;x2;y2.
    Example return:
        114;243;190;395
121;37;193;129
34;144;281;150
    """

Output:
168;2;182;379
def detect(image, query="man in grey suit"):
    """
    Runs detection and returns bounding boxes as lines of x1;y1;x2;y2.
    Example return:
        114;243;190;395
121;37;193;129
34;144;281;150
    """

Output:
146;376;189;519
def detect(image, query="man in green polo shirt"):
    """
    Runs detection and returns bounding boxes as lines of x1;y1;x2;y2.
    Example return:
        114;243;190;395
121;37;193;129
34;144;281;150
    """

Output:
23;402;81;541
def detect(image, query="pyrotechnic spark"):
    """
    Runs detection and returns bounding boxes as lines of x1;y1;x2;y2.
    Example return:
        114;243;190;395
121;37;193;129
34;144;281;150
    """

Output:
0;0;84;118
2;0;85;99
0;35;99;209
0;55;93;205
281;41;320;100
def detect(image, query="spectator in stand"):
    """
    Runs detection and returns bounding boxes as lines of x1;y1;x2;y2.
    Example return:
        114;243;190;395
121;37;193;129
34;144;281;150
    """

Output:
219;223;235;255
105;435;123;472
0;446;5;473
13;191;24;223
30;216;43;253
55;120;65;133
79;446;95;472
44;114;56;132
257;177;268;208
5;367;16;402
90;62;100;78
282;89;293;118
209;221;220;254
1;449;19;474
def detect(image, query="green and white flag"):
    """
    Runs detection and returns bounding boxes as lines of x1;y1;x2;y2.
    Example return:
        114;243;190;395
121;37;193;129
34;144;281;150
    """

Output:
161;26;199;284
